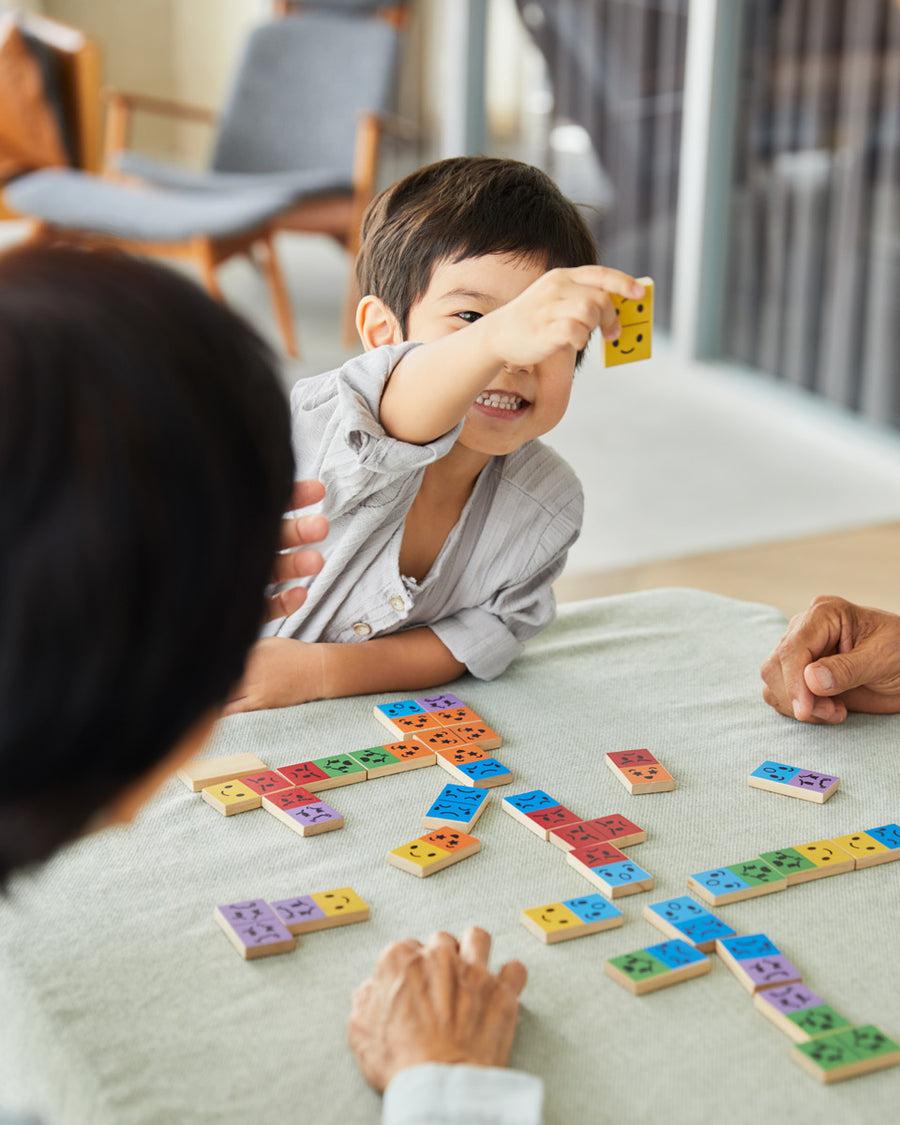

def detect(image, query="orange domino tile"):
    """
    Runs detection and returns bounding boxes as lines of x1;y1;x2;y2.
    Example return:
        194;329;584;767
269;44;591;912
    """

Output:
413;727;469;752
432;706;483;727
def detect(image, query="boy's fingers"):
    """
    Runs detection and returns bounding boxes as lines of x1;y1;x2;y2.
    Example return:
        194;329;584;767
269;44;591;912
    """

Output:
569;265;645;300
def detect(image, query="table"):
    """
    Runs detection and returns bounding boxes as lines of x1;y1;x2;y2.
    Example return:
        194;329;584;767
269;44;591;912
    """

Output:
2;589;899;1124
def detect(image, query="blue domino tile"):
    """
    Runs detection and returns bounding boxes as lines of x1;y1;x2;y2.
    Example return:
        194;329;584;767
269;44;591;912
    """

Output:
426;784;489;821
645;940;708;969
562;894;623;924
718;934;781;960
375;699;424;719
688;868;752;894
455;758;511;782
867;823;900;849
646;896;709;924
502;790;559;814
590;860;652;886
678;915;736;944
750;761;802;784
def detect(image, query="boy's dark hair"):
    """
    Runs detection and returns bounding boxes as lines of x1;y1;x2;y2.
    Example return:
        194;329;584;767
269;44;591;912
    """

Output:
0;245;294;885
357;156;598;336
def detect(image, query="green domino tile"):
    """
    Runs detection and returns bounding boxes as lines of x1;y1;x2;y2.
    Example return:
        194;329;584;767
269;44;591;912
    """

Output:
759;848;818;875
788;1004;853;1039
794;1036;860;1072
725;860;786;887
836;1025;900;1060
311;755;367;779
607;950;670;979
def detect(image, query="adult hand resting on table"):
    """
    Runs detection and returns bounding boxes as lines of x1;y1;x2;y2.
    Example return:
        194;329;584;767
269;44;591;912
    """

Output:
262;479;329;622
348;927;528;1090
761;595;900;724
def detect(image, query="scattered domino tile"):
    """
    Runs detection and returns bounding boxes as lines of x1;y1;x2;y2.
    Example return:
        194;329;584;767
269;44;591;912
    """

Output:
214;900;296;959
605;750;674;795
267;799;344;837
549;814;646;852
501;790;580;839
177;753;268;792
201;779;262;816
604;939;710;995
423;783;491;831
715;934;802;994
862;822;900;856
687;861;787;905
786;839;855;879
643;896;736;952
262;786;320;813
520;894;623;943
436;755;513;788
387;827;480;877
415;693;466;711
791;1025;900;1083
748;761;840;803
270;887;370;933
603;277;653;367
754;985;853;1042
567;851;655;898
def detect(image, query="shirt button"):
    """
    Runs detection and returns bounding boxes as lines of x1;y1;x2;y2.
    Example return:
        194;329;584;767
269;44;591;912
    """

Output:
353;622;372;637
389;596;405;611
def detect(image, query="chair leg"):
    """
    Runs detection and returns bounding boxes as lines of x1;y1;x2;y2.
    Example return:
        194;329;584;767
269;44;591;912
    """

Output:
257;232;299;359
194;237;224;301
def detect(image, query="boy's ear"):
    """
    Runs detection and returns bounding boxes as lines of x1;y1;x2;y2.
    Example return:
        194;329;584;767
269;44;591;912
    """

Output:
356;295;403;351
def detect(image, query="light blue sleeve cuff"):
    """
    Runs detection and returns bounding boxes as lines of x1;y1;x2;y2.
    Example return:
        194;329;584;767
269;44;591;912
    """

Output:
382;1064;544;1125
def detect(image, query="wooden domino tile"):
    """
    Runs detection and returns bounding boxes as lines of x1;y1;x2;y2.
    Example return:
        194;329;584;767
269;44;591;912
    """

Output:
715;934;802;994
277;756;367;792
423;783;491;831
387;827;480;877
431;706;483;728
748;760;840;803
270;887;370;934
262;786;319;813
642;896;736;952
201;780;262;816
266;799;344;837
605;750;674;795
791;1025;900;1083
414;693;466;712
444;723;502;751
783;839;855;880
501;790;578;839
567;847;654;898
380;740;437;769
214;900;296;959
436;754;513;788
379;710;446;740
687;860;787;905
549;814;646;852
237;770;295;797
520;894;623;944
830;831;896;869
757;847;821;885
413;727;469;754
754;984;853;1042
177;753;268;792
276;761;332;791
347;745;420;778
434;743;491;768
604;939;710;995
603;277;653;368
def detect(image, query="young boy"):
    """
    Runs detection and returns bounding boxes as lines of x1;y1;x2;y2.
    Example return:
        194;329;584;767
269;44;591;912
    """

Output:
227;156;645;713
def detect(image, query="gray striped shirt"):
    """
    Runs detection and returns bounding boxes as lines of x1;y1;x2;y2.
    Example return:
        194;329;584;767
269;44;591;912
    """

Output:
274;344;583;679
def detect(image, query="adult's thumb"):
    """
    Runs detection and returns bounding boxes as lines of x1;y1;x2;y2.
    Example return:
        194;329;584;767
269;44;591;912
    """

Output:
805;647;875;696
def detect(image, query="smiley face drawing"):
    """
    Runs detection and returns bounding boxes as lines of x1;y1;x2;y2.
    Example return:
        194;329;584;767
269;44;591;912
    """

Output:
604;277;653;367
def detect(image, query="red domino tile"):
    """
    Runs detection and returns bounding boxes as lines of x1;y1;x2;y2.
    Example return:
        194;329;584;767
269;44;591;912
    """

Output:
277;761;331;787
607;749;659;769
262;786;320;811
239;771;295;796
414;728;468;751
525;804;583;830
569;841;629;867
433;706;483;727
420;828;479;852
588;815;645;841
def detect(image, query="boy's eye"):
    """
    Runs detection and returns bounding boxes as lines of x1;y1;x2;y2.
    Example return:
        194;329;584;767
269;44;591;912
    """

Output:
455;311;482;324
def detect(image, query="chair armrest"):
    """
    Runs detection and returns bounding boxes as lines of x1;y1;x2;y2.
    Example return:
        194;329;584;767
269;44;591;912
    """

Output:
373;110;420;143
101;88;216;175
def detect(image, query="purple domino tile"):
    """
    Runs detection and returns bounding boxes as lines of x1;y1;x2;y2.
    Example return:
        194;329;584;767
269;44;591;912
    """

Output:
757;982;825;1015
217;900;293;950
270;895;328;932
787;771;839;795
416;693;466;712
286;802;342;826
741;955;803;989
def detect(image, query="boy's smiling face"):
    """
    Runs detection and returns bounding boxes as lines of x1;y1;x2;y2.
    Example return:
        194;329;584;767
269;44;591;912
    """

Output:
404;252;576;458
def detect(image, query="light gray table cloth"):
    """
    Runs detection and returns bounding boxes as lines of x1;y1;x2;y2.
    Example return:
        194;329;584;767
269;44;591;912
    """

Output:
2;589;898;1124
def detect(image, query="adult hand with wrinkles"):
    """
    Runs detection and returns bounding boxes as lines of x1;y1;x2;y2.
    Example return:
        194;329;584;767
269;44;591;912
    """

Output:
347;926;528;1093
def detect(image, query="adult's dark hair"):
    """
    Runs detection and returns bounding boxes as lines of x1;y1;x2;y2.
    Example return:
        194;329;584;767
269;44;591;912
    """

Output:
356;156;598;340
0;245;294;884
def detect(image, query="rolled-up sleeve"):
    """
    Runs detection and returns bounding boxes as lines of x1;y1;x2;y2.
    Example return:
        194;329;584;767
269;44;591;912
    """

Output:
382;1064;544;1125
429;492;582;680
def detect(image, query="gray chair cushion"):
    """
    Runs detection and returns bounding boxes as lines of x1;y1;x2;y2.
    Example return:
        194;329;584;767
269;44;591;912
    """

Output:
212;13;398;177
113;150;350;198
3;169;297;241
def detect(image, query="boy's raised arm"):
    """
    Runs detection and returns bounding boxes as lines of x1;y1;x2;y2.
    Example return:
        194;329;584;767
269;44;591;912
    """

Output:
379;266;645;446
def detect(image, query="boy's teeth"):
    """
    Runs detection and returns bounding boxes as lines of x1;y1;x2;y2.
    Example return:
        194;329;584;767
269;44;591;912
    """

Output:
476;392;524;409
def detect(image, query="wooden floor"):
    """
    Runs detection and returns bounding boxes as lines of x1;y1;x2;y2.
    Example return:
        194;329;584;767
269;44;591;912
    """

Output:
554;521;900;620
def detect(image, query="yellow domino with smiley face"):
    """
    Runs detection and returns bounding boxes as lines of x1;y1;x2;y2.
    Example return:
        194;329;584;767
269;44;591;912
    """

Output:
521;902;582;940
604;277;653;366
